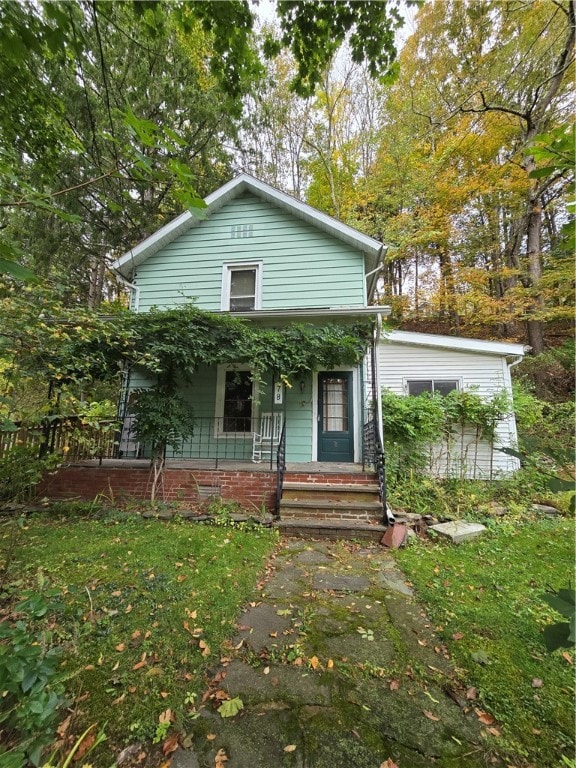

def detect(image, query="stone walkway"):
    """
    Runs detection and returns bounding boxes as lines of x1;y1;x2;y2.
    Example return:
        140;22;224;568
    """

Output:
174;540;491;768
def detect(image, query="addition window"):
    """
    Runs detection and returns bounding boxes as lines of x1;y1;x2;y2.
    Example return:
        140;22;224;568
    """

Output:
215;365;256;435
221;262;262;312
406;379;459;396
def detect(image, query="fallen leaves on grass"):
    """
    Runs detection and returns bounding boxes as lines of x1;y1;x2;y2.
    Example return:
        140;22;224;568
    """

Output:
423;710;440;721
561;651;572;664
531;678;543;688
215;748;229;767
217;697;244;718
475;708;496;725
72;725;97;761
309;655;320;670
380;759;399;768
162;732;179;756
283;745;297;753
133;653;147;670
389;679;400;691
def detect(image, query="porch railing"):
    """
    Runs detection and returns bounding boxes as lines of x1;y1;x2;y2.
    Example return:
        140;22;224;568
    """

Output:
0;415;286;468
119;415;283;469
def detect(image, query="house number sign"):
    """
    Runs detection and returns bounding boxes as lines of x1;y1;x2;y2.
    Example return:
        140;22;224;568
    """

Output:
274;382;283;405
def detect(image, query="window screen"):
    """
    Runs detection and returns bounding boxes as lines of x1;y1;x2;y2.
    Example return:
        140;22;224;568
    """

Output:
229;268;256;311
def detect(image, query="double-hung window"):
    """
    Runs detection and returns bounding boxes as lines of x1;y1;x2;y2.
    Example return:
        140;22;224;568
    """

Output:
406;379;459;396
222;262;262;312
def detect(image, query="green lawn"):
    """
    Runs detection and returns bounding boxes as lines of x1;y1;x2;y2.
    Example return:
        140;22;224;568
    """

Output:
2;510;574;767
1;510;277;764
396;516;575;767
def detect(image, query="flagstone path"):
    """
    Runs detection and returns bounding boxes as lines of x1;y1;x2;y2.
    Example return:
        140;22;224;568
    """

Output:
173;539;493;768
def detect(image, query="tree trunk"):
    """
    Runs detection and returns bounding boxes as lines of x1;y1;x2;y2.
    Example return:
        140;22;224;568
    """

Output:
524;187;546;354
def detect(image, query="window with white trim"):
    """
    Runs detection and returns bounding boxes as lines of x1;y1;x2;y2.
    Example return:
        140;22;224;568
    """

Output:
215;365;256;435
221;262;262;311
406;379;459;396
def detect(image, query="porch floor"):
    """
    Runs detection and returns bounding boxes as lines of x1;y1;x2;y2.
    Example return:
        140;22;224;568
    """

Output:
72;459;374;474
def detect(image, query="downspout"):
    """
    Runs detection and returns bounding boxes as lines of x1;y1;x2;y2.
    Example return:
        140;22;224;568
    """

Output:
365;245;387;304
374;314;395;525
505;353;525;473
375;313;384;449
507;354;524;371
119;276;140;312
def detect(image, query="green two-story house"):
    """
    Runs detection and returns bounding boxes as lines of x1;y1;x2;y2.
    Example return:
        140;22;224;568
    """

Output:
112;174;390;528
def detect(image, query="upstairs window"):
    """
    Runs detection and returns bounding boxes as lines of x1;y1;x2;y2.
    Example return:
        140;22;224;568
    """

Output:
222;262;262;312
407;379;459;396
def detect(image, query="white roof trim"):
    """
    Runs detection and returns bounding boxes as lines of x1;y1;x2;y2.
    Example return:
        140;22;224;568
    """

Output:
383;330;526;357
113;173;384;278
222;306;391;320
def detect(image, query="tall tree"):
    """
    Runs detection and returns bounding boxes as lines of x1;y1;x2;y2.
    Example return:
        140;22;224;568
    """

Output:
356;0;574;347
398;0;574;350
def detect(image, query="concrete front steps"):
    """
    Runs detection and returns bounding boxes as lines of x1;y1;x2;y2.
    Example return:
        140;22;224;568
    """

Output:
276;475;386;540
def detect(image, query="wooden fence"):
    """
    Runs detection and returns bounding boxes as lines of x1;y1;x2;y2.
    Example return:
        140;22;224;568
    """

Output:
0;417;120;463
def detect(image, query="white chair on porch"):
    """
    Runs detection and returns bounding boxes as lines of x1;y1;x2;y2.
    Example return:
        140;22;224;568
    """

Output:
118;414;140;458
252;412;283;463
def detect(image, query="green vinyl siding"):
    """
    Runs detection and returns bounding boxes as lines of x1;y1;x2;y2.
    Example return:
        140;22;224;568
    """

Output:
133;194;366;312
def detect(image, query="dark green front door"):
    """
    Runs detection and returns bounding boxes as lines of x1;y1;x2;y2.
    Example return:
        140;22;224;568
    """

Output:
318;372;354;462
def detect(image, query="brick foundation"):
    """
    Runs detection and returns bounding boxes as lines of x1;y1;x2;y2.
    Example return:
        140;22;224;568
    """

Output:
38;465;276;512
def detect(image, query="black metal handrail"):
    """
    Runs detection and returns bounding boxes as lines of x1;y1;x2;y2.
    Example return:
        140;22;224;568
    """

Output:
274;422;287;518
374;422;388;524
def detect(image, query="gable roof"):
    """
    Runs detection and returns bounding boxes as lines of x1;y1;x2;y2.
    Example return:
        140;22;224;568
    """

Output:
384;330;526;358
113;173;385;280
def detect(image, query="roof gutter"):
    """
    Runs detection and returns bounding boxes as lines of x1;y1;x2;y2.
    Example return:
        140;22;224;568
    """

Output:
229;306;391;321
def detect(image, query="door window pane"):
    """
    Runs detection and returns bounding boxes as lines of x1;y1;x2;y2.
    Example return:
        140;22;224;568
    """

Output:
322;377;348;432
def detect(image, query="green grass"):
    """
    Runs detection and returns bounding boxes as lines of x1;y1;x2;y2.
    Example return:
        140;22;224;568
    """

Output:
1;509;277;762
396;516;575;767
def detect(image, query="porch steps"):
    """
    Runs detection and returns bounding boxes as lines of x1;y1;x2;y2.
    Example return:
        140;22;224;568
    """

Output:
278;476;385;539
275;519;387;542
279;499;382;522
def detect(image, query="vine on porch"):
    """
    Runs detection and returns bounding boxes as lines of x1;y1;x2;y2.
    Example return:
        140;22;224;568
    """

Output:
1;296;374;500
